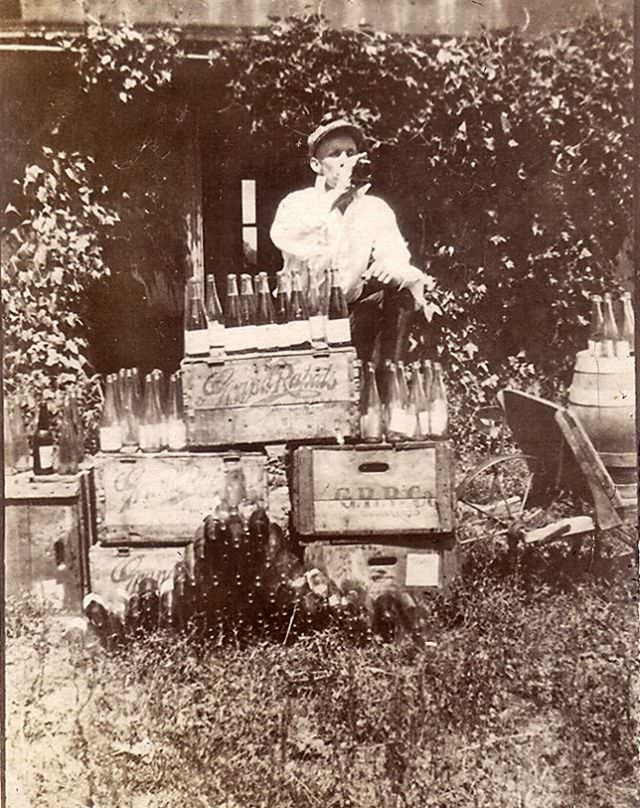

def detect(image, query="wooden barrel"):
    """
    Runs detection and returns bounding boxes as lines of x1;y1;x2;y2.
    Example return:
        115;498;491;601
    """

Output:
568;351;637;512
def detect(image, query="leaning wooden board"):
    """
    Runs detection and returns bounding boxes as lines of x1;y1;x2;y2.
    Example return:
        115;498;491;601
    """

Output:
292;441;455;536
94;451;267;545
181;346;359;446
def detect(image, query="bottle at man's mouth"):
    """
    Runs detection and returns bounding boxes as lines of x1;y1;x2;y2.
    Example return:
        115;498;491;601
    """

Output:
351;155;372;188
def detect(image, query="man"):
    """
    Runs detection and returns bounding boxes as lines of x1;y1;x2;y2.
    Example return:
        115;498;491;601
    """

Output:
270;118;434;363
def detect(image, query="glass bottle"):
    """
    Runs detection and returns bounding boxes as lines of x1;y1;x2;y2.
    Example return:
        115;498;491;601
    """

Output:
140;373;162;453
430;362;448;438
167;372;187;451
116;368;127;419
3;398;14;474
308;273;327;351
100;375;122;452
407;363;426;440
121;369;139;451
396;361;414;439
224;273;243;353
184;278;209;357
587;294;604;357
7;397;30;473
57;395;79;475
289;269;311;350
255;271;277;352
274;271;291;351
67;388;85;463
360;361;383;443
327;268;351;347
239;273;258;352
384;361;405;441
205;274;225;354
33;401;54;475
419;360;433;438
618;291;634;358
151;369;168;449
602;292;618;358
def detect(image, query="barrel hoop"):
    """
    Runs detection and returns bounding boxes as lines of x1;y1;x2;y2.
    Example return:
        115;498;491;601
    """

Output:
599;451;638;468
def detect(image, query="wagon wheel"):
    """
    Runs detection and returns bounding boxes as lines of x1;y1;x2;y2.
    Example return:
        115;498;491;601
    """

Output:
456;453;545;546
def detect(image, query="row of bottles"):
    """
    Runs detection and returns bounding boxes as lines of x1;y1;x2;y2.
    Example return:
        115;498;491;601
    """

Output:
359;359;448;443
184;268;351;358
99;368;186;453
588;291;634;358
5;392;85;477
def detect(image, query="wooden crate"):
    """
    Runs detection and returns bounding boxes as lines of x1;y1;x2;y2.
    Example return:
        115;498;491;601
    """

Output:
292;441;455;537
305;536;458;596
181;346;359;447
4;469;96;610
94;451;267;545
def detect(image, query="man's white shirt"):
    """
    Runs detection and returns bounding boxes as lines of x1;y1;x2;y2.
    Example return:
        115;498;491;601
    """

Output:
270;175;427;310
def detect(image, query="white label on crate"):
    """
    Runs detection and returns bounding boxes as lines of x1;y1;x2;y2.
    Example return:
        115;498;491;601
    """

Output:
207;321;225;350
326;317;351;346
430;402;448;437
288;320;310;348
185;328;209;356
418;410;430;435
405;552;440;587
167;420;187;450
309;314;326;344
387;407;406;435
99;426;122;452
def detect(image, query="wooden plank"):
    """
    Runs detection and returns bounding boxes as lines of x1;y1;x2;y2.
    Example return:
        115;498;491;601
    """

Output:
94;452;267;544
554;409;622;531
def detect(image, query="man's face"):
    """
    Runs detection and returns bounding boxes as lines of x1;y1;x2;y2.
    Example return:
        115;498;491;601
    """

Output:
310;133;359;189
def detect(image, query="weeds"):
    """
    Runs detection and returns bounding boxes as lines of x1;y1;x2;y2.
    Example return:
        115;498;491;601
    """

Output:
6;542;638;807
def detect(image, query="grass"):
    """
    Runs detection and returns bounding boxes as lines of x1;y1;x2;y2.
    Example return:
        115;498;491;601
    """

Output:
6;535;638;808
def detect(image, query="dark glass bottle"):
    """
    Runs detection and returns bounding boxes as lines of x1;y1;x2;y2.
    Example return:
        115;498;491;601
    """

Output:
327;268;351;347
383;361;405;442
618;291;634;357
224;273;244;353
67;389;85;462
307;273;327;350
239;273;258;352
33;402;54;475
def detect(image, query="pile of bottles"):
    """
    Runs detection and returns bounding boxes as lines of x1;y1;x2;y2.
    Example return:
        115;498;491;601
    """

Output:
99;367;186;454
184;267;351;358
8;391;85;478
359;359;448;443
588;291;634;358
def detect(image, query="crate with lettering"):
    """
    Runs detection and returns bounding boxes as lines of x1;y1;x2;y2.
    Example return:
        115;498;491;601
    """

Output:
181;346;359;447
94;451;267;545
292;441;455;537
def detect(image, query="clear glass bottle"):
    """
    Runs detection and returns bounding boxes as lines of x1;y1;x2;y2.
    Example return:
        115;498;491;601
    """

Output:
289;269;311;350
430;362;448;438
384;361;405;441
327;268;351;347
360;361;383;443
255;271;277;352
307;273;327;351
184;278;209;357
407;362;426;440
239;273;258;352
396;361;414;439
419;360;433;438
140;373;162;453
167;372;187;451
587;294;604;357
57;394;79;475
618;291;634;358
602;292;618;358
67;388;85;462
100;374;122;452
151;369;168;449
121;368;140;450
224;273;243;353
205;274;225;354
274;271;291;350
